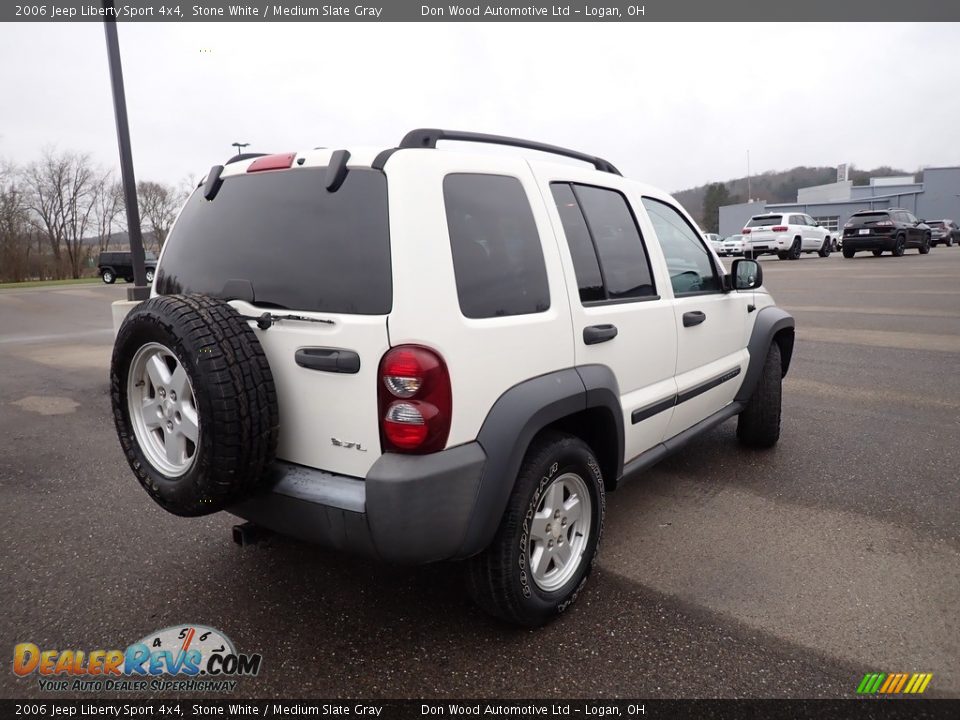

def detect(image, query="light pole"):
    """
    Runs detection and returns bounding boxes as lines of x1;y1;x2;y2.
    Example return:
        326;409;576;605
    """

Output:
102;0;149;301
232;142;250;156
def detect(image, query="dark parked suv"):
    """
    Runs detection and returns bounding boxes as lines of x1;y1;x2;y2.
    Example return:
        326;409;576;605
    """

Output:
841;208;931;258
97;251;157;284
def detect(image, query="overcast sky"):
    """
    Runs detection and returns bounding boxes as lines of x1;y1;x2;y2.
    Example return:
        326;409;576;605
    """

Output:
2;22;958;193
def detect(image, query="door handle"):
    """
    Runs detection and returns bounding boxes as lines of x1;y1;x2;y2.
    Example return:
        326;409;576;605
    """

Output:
683;311;706;327
583;324;618;345
295;348;361;374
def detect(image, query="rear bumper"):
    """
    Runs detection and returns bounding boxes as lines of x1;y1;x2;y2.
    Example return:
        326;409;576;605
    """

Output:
842;235;895;251
229;442;487;564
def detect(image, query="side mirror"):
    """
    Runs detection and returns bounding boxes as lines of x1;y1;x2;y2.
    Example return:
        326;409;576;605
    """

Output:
731;258;762;290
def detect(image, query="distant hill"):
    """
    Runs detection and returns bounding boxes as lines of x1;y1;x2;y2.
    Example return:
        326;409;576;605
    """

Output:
674;165;912;226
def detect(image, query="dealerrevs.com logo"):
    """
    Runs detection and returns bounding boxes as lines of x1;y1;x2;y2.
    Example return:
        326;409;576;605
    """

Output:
12;625;262;693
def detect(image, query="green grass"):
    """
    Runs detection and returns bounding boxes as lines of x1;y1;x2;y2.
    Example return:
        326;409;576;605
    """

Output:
0;277;103;290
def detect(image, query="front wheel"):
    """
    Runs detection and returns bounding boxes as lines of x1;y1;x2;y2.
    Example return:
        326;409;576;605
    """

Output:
872;249;884;257
737;342;782;448
918;235;931;255
145;269;155;283
818;238;832;258
101;269;115;284
466;432;604;626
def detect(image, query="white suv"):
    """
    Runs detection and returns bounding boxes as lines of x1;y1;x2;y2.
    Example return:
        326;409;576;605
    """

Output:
110;129;795;626
742;212;835;260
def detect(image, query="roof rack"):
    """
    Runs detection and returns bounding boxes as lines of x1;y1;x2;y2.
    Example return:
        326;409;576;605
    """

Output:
398;128;622;176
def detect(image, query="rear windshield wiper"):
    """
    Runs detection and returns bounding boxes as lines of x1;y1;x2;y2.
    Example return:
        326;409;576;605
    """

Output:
240;311;335;331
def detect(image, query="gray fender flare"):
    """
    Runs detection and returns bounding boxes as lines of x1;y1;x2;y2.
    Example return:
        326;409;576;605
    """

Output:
735;305;795;404
456;366;623;558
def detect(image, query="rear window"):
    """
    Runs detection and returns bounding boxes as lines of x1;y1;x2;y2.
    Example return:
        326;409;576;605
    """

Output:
443;174;550;319
746;215;784;227
156;168;391;314
850;212;890;223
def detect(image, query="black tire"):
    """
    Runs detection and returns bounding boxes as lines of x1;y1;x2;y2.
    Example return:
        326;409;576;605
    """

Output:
788;237;802;260
466;432;605;627
892;234;906;257
110;294;279;517
842;247;855;259
918;235;931;255
872;249;884;257
947;236;954;247
737;343;782;449
145;269;155;283
101;269;115;284
817;238;831;258
777;251;789;260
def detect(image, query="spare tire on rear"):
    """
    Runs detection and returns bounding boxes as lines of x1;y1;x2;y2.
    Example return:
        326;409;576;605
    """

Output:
110;294;279;517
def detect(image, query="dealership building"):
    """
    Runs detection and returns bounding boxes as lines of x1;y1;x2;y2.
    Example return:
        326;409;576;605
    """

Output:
719;166;960;238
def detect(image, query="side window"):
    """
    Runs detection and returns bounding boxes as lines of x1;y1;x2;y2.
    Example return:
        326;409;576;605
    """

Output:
791;215;805;226
641;197;721;296
905;212;918;224
805;215;817;227
443;174;550;319
551;183;656;302
549;184;605;302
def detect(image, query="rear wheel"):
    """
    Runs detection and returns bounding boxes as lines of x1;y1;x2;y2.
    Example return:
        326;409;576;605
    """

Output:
101;269;115;284
872;249;884;257
777;251;789;260
466;432;604;626
842;247;855;259
737;343;782;449
145;269;155;283
788;237;802;260
892;234;906;257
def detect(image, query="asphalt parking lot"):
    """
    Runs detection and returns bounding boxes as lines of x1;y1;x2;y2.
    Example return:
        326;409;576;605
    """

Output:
1;249;958;700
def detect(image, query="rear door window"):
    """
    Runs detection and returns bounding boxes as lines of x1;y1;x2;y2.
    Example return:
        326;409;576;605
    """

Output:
443;174;550;319
551;183;656;303
156;168;392;314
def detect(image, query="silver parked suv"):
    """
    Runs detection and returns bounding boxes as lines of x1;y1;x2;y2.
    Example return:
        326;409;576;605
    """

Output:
111;130;795;625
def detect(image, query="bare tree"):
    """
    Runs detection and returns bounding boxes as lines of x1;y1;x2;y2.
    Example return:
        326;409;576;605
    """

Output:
93;174;124;253
0;162;33;282
138;181;185;252
23;149;99;279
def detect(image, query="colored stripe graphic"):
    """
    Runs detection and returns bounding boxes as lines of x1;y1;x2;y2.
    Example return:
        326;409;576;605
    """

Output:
858;672;932;694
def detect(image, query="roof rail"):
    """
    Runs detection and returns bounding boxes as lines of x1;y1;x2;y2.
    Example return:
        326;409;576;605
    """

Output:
398;128;622;176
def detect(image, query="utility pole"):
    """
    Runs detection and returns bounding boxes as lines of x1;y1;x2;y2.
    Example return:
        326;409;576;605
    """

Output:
102;0;149;301
747;150;752;202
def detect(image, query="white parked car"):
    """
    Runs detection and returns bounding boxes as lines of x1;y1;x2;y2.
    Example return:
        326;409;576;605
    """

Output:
110;129;795;626
742;213;835;260
719;234;746;256
703;233;722;252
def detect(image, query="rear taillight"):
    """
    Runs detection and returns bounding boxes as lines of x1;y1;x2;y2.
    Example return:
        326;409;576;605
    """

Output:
378;346;451;454
742;228;752;234
247;153;296;172
875;220;894;227
772;226;788;232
